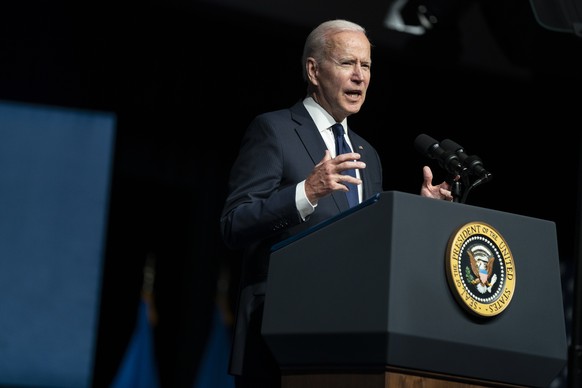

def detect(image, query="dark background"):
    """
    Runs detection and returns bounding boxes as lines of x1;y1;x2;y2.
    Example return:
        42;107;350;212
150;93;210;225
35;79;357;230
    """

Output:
1;0;581;387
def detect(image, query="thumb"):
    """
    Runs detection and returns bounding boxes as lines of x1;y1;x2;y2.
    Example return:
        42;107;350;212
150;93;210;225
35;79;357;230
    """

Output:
422;165;433;184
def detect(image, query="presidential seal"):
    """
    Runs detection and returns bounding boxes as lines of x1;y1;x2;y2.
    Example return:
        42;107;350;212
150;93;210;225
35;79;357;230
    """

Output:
445;222;516;317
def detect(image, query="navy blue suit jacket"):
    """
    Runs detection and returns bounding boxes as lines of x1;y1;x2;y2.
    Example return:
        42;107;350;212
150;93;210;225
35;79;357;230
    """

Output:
220;100;383;378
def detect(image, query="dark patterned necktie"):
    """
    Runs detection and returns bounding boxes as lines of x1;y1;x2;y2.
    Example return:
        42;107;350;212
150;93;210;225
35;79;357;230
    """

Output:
332;123;359;207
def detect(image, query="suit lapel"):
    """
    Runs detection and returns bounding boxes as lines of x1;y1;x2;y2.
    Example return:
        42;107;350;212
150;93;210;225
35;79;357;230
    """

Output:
348;130;373;201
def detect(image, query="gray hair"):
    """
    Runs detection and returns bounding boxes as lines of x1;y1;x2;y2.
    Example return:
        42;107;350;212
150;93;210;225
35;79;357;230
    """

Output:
301;19;367;81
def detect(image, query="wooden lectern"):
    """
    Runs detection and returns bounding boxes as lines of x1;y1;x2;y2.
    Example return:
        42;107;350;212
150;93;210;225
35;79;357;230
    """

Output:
262;191;568;388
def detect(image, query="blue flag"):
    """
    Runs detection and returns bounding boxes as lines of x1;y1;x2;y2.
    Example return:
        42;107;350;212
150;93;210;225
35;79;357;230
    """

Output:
110;298;160;388
193;305;235;388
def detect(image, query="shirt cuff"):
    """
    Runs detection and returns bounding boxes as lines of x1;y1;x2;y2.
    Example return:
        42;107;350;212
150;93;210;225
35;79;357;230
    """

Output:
296;181;316;221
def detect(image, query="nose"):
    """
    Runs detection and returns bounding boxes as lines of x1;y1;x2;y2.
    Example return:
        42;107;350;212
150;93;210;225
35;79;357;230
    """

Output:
350;65;365;82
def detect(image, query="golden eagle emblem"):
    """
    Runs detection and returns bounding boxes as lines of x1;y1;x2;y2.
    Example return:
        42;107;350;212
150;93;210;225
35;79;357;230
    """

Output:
468;245;497;294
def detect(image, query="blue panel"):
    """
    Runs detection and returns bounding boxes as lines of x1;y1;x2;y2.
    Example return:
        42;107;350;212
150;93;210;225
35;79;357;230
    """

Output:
0;100;116;388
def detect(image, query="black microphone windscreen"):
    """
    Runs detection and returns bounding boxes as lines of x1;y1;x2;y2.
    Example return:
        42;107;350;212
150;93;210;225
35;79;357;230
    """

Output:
441;139;463;152
414;133;439;156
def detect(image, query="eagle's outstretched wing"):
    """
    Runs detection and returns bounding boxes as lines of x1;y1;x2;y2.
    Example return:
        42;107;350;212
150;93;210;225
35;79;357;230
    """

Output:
486;257;495;278
469;251;479;278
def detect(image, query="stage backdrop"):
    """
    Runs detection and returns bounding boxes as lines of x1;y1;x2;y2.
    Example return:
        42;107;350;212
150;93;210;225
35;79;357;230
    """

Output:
0;100;116;387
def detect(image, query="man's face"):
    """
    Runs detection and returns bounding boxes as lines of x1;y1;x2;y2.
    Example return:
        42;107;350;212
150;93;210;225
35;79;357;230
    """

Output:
312;30;371;122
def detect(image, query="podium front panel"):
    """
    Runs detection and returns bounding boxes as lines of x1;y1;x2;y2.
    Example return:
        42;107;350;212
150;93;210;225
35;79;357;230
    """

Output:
262;191;567;387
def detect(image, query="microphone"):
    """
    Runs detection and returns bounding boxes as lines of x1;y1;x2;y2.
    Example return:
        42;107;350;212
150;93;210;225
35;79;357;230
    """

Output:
440;139;492;182
414;134;464;176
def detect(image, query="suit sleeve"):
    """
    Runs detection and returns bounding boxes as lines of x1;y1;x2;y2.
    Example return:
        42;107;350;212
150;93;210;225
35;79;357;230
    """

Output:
220;116;303;249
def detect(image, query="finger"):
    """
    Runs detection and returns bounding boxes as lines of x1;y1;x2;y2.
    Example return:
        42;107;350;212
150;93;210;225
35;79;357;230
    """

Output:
334;152;361;162
334;173;362;194
336;160;366;173
338;173;362;185
440;188;454;201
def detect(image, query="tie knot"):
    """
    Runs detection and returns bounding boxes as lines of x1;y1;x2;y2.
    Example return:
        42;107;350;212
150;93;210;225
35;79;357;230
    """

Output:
331;123;344;138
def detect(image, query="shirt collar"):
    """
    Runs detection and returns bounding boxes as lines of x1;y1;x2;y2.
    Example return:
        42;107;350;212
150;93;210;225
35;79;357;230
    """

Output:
303;96;348;135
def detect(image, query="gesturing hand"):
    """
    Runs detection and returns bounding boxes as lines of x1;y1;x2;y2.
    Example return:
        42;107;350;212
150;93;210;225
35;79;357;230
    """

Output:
304;150;365;204
420;165;454;201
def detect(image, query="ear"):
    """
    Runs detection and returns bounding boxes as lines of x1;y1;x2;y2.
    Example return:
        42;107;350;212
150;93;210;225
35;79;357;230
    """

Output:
306;57;319;85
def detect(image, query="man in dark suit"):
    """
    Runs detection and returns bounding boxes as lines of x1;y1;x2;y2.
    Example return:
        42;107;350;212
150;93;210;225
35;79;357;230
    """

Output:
220;19;453;388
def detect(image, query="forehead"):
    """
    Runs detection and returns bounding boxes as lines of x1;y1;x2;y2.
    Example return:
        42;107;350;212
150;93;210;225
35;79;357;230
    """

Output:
328;30;371;58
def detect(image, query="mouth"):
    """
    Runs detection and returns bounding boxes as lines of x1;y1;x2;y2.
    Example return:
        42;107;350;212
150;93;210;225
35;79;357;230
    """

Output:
345;90;363;99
